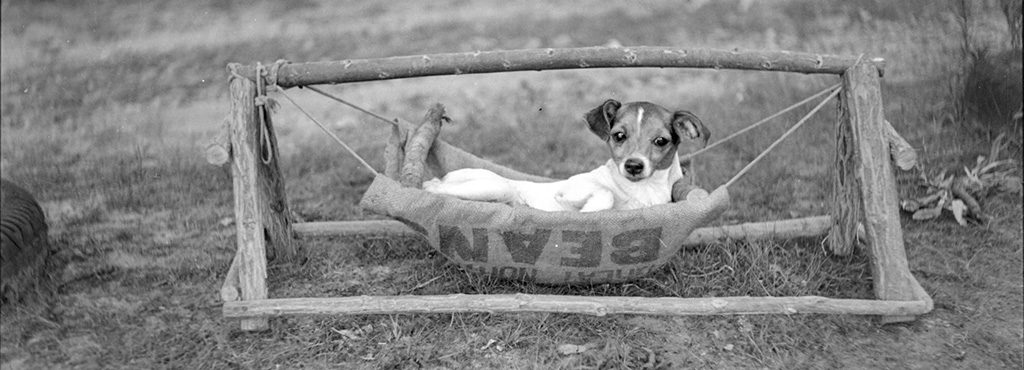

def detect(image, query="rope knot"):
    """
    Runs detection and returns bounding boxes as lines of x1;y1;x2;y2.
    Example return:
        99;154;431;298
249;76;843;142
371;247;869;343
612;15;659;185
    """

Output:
266;59;290;92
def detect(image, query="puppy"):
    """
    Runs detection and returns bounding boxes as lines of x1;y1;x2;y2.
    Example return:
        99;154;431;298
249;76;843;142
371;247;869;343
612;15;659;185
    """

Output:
423;99;709;212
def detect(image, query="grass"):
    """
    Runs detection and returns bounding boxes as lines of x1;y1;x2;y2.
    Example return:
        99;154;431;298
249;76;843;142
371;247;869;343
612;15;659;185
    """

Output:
1;0;1022;369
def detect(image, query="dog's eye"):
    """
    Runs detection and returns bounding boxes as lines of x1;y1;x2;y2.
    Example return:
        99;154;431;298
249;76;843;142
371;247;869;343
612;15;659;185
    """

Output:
612;132;627;142
653;137;670;147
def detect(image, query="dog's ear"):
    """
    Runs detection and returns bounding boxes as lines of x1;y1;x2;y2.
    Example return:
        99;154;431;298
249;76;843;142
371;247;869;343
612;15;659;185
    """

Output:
672;111;710;147
584;99;621;141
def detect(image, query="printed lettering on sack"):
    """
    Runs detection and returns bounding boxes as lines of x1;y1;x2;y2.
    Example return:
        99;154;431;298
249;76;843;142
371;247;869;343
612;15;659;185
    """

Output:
436;225;664;267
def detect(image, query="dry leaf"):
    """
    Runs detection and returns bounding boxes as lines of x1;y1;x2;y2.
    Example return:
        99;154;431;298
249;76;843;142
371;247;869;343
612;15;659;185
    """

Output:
477;338;497;348
331;328;362;340
912;205;942;220
901;199;922;212
909;133;1019;227
938;174;954;190
557;343;592;355
949;199;967;226
1000;176;1022;194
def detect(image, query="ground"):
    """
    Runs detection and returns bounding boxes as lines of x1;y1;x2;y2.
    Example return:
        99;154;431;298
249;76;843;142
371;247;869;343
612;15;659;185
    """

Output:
1;0;1022;369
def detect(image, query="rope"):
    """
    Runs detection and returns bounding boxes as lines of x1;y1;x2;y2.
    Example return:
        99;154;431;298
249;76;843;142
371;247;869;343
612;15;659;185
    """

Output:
267;59;289;91
305;85;401;128
290;79;844;190
255;62;274;164
681;83;840;161
277;88;380;177
722;86;842;189
226;63;246;81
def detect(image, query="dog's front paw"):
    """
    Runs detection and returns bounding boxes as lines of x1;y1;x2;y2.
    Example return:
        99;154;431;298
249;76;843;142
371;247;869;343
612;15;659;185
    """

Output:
576;189;615;212
671;181;698;202
421;178;443;192
554;192;584;211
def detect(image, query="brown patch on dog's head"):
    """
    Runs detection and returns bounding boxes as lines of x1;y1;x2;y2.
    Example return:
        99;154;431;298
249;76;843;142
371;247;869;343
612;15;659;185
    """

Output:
583;99;622;141
671;110;710;148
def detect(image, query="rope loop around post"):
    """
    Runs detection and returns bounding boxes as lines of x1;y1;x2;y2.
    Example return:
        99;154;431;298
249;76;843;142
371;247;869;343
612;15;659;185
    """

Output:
266;59;290;92
226;63;246;82
255;62;274;165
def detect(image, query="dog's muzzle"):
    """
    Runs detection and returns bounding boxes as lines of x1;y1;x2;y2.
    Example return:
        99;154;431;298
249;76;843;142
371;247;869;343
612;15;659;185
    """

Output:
624;158;646;180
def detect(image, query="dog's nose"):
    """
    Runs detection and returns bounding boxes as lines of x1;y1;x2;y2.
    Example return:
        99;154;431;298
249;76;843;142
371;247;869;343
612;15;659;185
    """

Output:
624;159;645;176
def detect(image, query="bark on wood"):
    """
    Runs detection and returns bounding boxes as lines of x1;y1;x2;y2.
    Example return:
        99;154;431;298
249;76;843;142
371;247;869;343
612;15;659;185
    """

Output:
907;271;934;313
291;216;836;246
232;48;885;88
256;99;297;263
221;251;241;302
222;293;930;319
205;144;231;166
228;74;270;331
384;124;407;179
686;216;832;244
842;63;929;323
205;115;232;166
828;88;862;257
293;220;423;238
228;69;300;330
883;120;917;171
401;104;447;188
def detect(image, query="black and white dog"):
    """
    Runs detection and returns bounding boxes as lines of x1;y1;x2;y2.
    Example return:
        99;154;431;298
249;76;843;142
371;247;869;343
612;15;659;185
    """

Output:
424;100;710;212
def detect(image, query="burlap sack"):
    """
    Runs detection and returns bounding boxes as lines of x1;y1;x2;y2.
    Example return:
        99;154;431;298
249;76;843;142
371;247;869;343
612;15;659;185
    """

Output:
360;122;730;285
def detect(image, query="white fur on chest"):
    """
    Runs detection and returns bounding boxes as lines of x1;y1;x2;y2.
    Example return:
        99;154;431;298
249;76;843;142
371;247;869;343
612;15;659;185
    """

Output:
597;158;679;209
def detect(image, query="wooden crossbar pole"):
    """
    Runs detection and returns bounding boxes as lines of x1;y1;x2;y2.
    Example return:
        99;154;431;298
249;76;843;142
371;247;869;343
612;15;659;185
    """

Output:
291;216;836;246
233;47;884;87
223;294;931;319
294;220;422;238
684;215;833;244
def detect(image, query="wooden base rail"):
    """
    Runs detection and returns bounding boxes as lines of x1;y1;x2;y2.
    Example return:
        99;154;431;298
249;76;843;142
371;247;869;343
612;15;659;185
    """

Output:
223;293;930;319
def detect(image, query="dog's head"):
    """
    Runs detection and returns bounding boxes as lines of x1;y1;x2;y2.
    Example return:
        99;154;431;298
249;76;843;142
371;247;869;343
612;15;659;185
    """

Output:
584;99;709;182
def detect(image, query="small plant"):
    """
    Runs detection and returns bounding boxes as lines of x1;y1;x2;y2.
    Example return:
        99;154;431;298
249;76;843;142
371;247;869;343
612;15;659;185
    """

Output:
901;134;1021;225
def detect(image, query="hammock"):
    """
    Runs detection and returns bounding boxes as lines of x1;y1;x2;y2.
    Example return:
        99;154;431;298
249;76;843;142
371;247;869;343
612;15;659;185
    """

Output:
279;84;840;285
361;118;729;285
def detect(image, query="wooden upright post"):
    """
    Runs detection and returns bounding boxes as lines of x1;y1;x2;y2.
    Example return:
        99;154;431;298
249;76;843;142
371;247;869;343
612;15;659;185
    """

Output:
840;62;930;323
227;64;296;331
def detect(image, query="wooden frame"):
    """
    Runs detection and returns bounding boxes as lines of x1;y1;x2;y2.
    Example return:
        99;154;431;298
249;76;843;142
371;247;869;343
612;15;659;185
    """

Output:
219;47;931;330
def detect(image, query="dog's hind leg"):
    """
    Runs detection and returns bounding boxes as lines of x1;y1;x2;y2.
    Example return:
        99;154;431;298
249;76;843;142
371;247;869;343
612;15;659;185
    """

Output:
435;168;502;184
423;169;518;204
